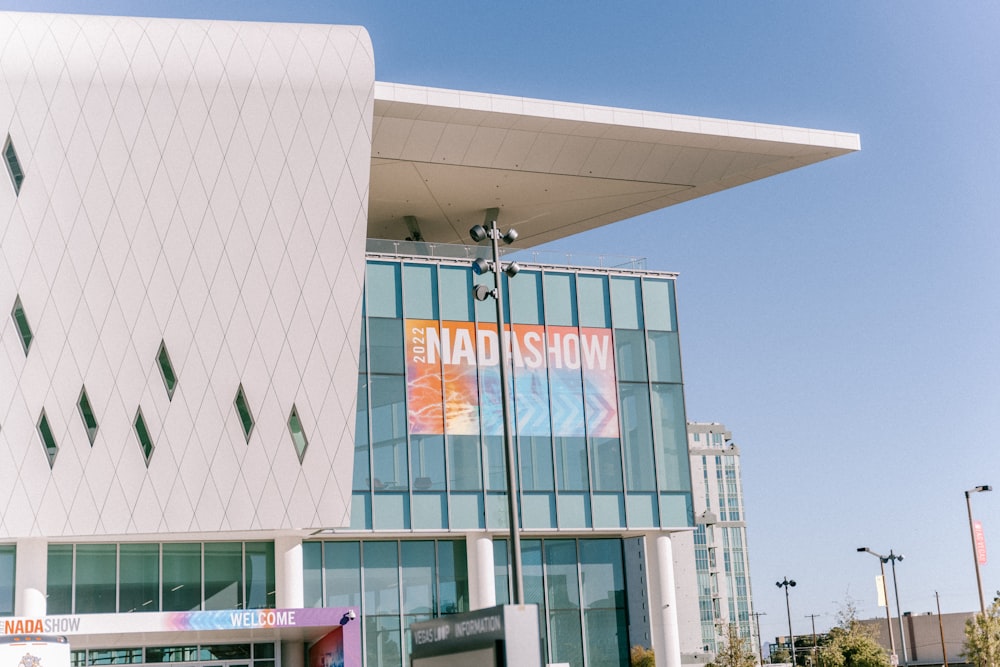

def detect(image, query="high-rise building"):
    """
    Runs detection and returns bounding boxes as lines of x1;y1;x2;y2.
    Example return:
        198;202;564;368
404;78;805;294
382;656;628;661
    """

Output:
0;11;858;667
688;423;756;660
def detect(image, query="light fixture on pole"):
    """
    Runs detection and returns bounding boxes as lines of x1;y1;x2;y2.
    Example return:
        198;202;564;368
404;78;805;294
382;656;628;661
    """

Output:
858;547;897;666
884;550;907;667
965;485;992;615
469;208;523;605
776;578;796;666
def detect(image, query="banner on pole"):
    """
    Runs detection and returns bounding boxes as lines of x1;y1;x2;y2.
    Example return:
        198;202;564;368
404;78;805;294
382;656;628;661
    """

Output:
975;519;988;565
876;575;887;607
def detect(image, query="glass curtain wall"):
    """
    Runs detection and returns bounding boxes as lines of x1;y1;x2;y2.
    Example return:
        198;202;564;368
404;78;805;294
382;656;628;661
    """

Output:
354;257;693;532
303;539;468;667
0;545;13;616
46;542;274;614
493;537;629;667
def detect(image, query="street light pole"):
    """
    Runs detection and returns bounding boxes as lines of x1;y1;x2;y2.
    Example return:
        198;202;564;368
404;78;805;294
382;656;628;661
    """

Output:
752;611;767;666
965;485;992;615
885;551;907;667
858;547;897;665
470;210;524;605
776;578;797;666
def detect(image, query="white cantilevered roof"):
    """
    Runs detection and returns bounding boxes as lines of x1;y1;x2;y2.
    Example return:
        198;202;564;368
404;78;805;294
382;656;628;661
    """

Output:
370;82;860;247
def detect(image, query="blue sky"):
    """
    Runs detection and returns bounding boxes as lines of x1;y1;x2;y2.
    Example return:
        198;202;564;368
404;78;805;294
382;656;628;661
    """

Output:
4;0;1000;645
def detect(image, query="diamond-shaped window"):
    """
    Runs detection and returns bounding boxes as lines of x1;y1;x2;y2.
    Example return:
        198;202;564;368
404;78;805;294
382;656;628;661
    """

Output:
288;405;309;462
156;340;177;400
37;409;58;468
234;384;255;443
78;386;98;446
3;135;24;194
11;295;32;355
134;407;154;466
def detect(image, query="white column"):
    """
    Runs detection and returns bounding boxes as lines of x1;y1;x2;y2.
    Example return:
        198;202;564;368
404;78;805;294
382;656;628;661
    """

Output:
275;535;305;667
650;532;682;667
467;534;496;610
15;538;47;616
275;535;304;608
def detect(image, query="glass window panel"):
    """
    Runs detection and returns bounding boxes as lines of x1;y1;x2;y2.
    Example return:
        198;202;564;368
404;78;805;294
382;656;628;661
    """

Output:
403;264;438;319
253;643;275;659
368;318;404;375
620;383;656;491
522;492;556;529
651;384;691;492
0;545;13;616
614;329;648;382
351;492;372;530
370;375;408;490
324;541;361;609
353;374;371;491
372;493;410;530
366;262;402;318
245;542;275;609
493;540;510;606
401;541;435;615
47;545;73;614
156;340;177;400
579;539;625;609
522;540;548;660
590;437;623;492
146;646;199;663
437;541;468;615
473;271;497;323
120;543;159;613
548;609;584;667
302;542;322;608
642;278;676;331
37;409;58;468
610;277;643;330
11;295;33;355
544;540;580;610
234;385;255;443
3;135;24;194
287;405;309;462
162;543;201;611
78;386;99;445
591;493;626;529
577;275;610;328
508;270;542;324
439;266;474;321
518;435;554;491
134;407;154;465
88;648;143;665
556;493;591;529
447;435;482;490
583;608;629;666
411;435;445;490
411;493;447;530
483;435;506;491
362;542;399;615
201;645;250;661
75;544;117;614
365;615;401;667
542;273;577;326
554;436;588;491
647;331;682;383
449;492;484;530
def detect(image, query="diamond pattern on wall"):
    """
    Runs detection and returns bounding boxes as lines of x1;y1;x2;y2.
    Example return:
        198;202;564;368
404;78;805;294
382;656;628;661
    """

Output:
0;11;373;536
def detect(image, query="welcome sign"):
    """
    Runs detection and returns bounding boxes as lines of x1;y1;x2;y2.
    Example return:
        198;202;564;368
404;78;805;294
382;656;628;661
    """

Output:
405;320;619;438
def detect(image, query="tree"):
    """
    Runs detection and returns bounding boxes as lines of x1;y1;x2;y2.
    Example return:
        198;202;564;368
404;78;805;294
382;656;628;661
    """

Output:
770;647;791;664
963;598;1000;667
630;645;655;667
816;601;890;667
711;623;758;667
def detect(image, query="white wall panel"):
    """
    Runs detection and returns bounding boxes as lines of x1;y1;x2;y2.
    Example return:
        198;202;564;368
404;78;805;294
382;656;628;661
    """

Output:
0;11;373;537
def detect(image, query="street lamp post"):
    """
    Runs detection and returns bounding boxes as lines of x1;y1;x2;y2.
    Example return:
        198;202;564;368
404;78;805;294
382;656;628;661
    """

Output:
752;611;767;666
469;209;524;604
858;547;897;666
965;485;992;615
885;551;907;667
776;578;797;666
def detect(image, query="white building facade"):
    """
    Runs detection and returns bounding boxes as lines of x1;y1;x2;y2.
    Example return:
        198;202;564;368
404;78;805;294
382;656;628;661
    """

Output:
0;11;858;667
688;423;757;661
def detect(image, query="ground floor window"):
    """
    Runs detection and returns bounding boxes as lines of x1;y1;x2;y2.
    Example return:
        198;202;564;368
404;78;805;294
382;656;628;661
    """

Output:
70;643;275;667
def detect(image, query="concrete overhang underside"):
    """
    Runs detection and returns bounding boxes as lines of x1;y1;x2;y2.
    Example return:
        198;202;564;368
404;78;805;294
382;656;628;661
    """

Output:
370;82;860;247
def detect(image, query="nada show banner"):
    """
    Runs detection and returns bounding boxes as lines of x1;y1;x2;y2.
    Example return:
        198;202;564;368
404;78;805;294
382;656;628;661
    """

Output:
405;320;619;438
